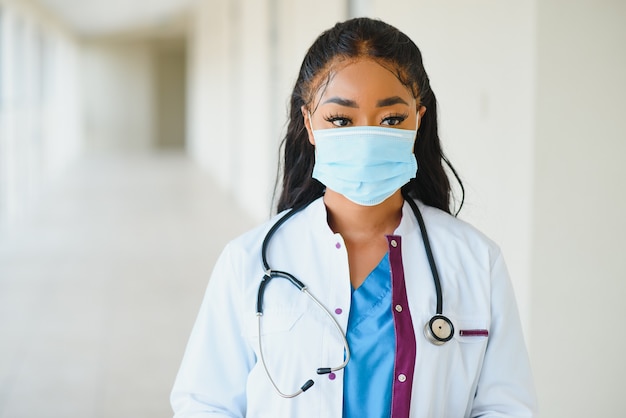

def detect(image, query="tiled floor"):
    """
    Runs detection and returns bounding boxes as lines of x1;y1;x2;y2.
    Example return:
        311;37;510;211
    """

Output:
0;151;255;418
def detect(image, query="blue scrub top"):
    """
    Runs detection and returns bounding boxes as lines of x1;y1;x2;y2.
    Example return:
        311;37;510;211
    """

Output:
343;253;394;417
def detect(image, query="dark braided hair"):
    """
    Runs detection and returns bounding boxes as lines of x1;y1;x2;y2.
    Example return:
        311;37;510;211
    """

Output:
275;17;463;215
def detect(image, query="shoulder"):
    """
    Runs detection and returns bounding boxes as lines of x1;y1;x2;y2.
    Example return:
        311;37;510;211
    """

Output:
418;202;494;240
414;200;502;262
224;197;327;258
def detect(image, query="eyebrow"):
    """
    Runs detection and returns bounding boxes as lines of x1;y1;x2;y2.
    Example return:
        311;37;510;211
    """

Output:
322;96;409;108
376;96;409;107
322;97;358;107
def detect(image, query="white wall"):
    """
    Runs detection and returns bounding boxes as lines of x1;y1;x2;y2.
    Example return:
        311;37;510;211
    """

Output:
81;37;187;152
364;0;536;339
81;40;157;151
364;1;626;415
531;1;626;416
187;0;346;221
0;0;81;228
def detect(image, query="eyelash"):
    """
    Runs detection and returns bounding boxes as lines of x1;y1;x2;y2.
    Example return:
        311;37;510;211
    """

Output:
324;113;352;127
381;113;409;126
323;113;410;127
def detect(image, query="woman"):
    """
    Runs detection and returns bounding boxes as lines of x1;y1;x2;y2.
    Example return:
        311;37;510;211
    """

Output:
171;17;537;417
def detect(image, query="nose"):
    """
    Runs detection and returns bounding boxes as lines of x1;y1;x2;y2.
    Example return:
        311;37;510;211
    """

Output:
354;116;380;127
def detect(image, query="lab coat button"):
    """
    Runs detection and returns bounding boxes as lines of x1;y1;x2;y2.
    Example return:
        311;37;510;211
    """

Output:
335;242;341;249
335;308;343;315
390;239;398;247
395;304;403;313
398;374;407;382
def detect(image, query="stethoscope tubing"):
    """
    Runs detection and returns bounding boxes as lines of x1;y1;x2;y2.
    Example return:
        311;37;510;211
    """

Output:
403;195;444;315
261;203;310;273
257;194;454;397
256;268;351;398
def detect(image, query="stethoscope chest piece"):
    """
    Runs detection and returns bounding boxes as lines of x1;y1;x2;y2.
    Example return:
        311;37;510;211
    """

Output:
424;315;454;346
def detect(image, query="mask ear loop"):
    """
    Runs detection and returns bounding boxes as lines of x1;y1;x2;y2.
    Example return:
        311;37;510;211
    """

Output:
308;111;320;164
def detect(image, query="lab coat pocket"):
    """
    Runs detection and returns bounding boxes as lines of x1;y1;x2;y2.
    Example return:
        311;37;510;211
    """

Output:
245;309;306;337
260;309;306;335
244;309;313;377
448;318;490;392
454;319;490;344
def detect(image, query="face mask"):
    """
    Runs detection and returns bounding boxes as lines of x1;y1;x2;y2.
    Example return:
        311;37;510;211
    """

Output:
311;123;418;206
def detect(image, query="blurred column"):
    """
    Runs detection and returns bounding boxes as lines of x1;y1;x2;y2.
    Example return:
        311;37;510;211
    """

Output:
186;0;233;192
186;0;347;221
0;0;81;229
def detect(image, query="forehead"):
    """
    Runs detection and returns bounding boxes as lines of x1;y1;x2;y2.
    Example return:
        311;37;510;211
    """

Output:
312;58;415;106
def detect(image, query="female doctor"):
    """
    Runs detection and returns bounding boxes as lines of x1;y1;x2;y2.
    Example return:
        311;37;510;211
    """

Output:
171;18;537;417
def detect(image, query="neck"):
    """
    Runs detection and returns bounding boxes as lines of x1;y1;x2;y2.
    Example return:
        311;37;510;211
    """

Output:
323;189;404;241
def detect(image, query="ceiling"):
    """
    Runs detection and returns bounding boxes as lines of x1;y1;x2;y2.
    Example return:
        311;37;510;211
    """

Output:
35;0;195;37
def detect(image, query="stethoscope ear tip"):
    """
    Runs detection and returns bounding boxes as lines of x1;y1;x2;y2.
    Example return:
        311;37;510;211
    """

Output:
301;380;314;392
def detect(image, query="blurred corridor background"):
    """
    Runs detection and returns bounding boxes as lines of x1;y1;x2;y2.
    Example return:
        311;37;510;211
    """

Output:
0;0;624;416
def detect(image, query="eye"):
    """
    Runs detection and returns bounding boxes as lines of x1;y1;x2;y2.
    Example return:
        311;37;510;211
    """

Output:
381;113;409;126
324;114;352;127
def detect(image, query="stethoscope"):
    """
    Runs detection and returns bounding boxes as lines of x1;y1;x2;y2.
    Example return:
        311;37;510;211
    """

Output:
256;194;454;398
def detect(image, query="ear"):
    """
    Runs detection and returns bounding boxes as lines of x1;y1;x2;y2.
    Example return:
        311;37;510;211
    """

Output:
415;105;427;130
418;105;427;120
301;105;315;145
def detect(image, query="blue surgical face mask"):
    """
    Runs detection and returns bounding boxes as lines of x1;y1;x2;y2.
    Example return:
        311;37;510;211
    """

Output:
310;120;418;206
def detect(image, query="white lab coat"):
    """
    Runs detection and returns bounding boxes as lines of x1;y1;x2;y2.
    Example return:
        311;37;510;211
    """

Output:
171;197;537;417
